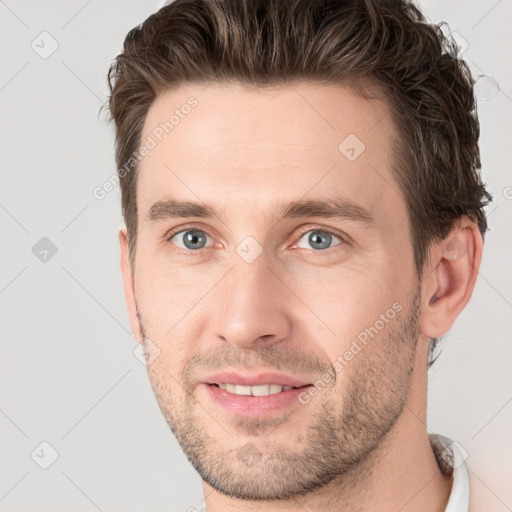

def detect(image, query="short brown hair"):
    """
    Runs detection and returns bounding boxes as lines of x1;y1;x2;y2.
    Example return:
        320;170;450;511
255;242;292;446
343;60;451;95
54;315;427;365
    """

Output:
104;0;492;364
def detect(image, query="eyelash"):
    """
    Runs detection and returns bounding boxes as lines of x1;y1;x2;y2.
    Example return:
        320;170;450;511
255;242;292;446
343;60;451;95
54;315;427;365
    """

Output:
165;224;348;257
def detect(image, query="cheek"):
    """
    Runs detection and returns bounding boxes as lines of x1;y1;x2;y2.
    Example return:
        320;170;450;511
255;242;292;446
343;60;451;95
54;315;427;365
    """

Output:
145;363;184;422
144;334;192;396
134;262;213;373
134;259;201;334
289;259;404;341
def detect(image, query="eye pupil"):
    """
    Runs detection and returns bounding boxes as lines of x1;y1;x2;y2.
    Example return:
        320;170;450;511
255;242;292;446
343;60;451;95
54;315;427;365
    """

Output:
309;231;332;250
183;230;206;249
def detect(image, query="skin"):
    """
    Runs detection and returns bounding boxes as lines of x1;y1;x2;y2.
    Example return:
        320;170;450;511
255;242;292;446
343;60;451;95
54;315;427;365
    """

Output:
119;82;483;511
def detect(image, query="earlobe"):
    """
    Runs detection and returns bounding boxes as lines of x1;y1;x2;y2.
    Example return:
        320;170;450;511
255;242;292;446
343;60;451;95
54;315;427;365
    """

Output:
419;219;483;338
119;228;142;343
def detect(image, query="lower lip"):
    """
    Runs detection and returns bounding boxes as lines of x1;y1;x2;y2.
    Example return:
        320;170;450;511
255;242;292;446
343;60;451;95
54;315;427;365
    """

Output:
202;384;312;417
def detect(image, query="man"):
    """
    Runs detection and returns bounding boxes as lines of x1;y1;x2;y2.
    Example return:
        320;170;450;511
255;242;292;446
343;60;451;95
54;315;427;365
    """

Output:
105;0;491;510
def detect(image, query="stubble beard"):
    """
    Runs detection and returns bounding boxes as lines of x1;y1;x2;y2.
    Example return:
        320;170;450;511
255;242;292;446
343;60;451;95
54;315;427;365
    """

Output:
139;290;420;501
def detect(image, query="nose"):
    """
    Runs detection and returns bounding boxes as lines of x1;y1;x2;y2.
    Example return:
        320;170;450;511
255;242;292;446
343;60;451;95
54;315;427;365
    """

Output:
211;258;292;349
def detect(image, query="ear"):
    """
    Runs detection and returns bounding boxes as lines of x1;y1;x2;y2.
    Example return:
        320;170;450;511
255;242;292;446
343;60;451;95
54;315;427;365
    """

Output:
119;227;142;343
419;217;483;338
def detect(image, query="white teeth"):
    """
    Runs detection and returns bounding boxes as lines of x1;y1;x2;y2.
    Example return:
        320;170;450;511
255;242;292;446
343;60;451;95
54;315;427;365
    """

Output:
251;384;271;396
269;384;283;394
235;384;252;395
216;383;295;396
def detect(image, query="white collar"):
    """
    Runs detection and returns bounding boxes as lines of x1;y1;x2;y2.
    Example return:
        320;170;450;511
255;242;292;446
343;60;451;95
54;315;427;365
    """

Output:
429;433;471;512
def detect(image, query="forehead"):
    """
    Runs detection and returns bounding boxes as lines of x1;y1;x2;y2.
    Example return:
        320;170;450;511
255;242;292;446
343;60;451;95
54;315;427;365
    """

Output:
137;82;404;226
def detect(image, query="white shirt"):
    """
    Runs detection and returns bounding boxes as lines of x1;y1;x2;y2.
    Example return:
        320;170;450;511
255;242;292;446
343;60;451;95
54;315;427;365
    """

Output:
429;433;471;512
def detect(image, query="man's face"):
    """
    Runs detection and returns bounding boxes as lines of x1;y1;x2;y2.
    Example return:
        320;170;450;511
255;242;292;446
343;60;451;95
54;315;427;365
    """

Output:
125;82;423;499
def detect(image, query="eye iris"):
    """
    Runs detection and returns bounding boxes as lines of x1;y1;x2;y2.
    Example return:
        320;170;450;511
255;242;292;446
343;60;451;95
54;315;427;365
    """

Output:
309;231;331;250
183;230;206;250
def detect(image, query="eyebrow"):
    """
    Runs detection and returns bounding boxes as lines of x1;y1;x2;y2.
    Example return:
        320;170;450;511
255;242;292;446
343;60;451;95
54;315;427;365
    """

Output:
145;197;374;226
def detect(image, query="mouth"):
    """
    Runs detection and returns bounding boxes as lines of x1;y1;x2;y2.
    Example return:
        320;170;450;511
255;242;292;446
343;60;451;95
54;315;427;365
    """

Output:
209;382;305;396
202;381;313;418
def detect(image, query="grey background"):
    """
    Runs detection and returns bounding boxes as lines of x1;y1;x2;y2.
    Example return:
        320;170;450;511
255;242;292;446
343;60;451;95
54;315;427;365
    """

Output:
0;1;511;511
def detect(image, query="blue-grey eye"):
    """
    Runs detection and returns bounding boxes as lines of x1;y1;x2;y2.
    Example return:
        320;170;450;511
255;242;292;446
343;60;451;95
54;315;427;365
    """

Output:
296;230;342;250
170;229;211;250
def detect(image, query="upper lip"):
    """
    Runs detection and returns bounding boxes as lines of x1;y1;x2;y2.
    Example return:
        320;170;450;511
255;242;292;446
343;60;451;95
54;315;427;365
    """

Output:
203;371;311;388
